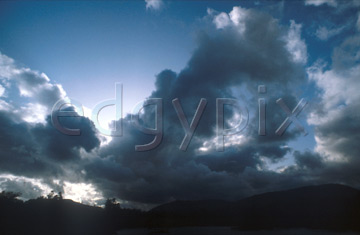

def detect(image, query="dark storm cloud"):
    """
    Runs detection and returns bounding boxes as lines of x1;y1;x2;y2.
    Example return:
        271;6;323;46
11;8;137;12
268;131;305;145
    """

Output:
315;104;360;161
4;3;359;209
0;108;100;179
0;110;49;177
307;102;360;188
294;150;324;169
195;148;260;174
84;7;312;206
31;114;100;161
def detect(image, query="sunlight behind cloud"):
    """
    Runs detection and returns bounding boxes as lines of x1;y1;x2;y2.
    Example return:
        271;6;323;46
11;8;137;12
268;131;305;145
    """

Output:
63;181;104;205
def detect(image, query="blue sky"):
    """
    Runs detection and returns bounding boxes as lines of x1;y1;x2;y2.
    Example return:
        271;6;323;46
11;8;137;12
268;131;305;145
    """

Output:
0;1;194;112
0;1;341;106
0;1;337;109
0;0;360;209
1;0;353;112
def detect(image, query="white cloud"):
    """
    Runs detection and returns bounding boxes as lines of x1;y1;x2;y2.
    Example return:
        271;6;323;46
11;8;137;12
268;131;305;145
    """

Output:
211;6;248;33
0;53;16;79
0;51;67;123
211;9;308;64
229;6;247;33
315;25;345;41
305;0;337;7
0;84;5;97
0;173;53;200
0;173;104;205
213;12;231;29
285;20;308;64
307;61;360;120
0;99;12;111
306;43;360;162
357;12;360;31
17;103;48;124
145;0;163;11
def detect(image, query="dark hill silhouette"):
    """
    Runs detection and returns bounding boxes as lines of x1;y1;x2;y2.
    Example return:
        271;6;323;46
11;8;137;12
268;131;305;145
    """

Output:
0;191;146;235
149;184;360;231
1;184;360;234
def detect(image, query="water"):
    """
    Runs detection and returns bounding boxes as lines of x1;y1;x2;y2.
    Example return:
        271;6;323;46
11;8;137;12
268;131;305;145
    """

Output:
117;227;360;235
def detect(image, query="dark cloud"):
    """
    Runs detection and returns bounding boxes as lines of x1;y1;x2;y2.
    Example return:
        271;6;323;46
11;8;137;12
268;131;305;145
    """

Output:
85;7;311;207
294;150;324;169
2;3;359;210
195;148;260;174
31;114;100;161
0;110;51;177
0;48;101;179
0;107;100;181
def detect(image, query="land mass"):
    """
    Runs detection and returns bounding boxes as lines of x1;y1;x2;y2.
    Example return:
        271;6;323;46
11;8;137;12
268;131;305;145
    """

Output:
1;184;359;234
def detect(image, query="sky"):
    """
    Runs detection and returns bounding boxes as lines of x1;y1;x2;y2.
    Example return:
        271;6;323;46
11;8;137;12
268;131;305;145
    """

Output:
0;0;360;209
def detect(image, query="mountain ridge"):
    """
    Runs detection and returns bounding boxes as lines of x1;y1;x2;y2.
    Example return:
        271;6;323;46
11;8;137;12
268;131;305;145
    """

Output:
148;184;360;230
1;184;360;234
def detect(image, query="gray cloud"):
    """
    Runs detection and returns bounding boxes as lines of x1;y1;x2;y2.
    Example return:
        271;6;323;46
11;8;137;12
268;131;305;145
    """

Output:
315;25;346;41
0;54;102;200
84;7;311;207
294;151;324;170
304;27;360;188
0;109;100;176
2;3;360;210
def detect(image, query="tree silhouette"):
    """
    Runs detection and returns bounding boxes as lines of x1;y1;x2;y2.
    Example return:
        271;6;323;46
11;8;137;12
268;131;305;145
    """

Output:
46;190;63;200
105;198;120;212
0;191;21;202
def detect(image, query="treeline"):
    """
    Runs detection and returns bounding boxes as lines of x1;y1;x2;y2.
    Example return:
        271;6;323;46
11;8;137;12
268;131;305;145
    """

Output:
1;184;360;234
0;191;146;235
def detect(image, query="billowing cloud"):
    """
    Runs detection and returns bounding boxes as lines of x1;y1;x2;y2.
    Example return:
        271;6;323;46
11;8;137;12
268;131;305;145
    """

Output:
0;51;102;205
83;6;311;208
210;6;248;33
304;34;360;186
213;12;231;29
1;2;360;210
294;151;324;170
0;52;66;123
